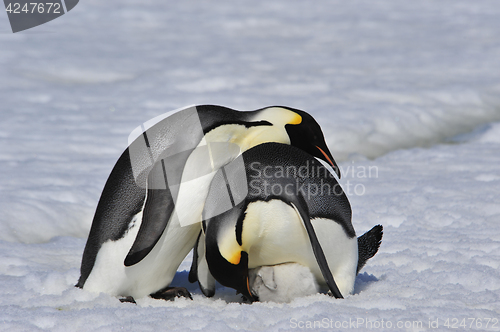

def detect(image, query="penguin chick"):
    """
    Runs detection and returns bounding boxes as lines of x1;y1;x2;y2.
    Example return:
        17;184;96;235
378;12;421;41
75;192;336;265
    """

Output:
249;263;319;303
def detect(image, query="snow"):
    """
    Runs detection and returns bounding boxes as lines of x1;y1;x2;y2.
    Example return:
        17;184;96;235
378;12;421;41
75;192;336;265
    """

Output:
1;0;500;330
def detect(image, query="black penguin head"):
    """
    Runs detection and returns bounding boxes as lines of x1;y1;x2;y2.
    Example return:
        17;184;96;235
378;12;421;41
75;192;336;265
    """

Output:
210;250;254;301
205;235;254;302
283;108;341;178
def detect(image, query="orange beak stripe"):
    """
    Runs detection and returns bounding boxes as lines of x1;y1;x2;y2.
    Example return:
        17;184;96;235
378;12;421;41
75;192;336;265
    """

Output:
246;277;253;300
316;146;335;168
316;146;341;178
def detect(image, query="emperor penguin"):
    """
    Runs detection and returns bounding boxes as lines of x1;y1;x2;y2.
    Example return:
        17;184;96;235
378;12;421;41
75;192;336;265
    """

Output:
76;105;341;301
192;142;382;301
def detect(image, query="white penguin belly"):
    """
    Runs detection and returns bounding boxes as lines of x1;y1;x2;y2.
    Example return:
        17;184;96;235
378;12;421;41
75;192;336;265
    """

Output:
83;211;143;297
83;210;200;298
311;218;358;295
242;200;358;296
84;138;240;298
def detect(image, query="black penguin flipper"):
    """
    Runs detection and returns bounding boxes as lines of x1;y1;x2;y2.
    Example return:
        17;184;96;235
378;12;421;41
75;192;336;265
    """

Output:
290;199;344;299
356;225;383;274
188;230;202;283
124;186;175;266
77;149;146;288
191;230;216;297
188;229;216;297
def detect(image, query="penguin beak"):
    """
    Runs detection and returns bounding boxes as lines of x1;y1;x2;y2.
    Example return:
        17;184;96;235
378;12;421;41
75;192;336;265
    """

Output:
234;253;254;302
207;247;255;302
316;146;341;179
237;276;255;302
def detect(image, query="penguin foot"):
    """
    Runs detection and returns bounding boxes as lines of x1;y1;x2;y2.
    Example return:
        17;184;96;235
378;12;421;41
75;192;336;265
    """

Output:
150;287;193;301
326;290;341;299
119;296;137;304
240;293;258;304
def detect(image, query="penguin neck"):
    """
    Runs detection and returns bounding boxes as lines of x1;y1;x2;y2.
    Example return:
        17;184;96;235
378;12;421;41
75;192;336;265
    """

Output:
204;123;290;152
253;107;302;127
204;106;301;152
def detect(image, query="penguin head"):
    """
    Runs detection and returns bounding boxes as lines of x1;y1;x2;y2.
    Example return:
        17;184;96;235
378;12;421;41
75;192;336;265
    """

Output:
204;210;256;302
254;107;341;178
216;250;254;302
205;239;255;302
283;108;341;178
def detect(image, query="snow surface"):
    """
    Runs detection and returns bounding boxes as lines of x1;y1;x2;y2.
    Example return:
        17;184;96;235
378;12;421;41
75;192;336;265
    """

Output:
1;1;500;331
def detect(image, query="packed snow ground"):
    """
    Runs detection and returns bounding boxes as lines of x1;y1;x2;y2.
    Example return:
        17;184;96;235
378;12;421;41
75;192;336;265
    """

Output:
1;1;500;331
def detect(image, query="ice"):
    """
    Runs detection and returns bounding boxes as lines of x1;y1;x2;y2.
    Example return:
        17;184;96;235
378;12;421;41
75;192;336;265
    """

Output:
1;0;500;331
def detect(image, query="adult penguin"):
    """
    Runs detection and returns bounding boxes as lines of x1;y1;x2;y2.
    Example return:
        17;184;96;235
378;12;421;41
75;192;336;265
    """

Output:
194;142;382;301
76;105;341;301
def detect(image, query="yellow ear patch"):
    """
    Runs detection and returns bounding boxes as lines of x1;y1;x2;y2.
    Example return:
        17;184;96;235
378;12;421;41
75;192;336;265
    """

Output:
288;113;302;125
218;225;243;265
227;251;241;265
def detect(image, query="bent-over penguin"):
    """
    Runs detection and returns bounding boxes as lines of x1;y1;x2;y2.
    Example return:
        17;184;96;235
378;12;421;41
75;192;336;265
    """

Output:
192;142;382;301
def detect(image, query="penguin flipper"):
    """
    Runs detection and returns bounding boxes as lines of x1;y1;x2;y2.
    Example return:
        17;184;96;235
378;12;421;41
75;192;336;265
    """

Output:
290;200;344;299
189;230;216;297
124;187;175;266
356;225;383;274
188;230;202;283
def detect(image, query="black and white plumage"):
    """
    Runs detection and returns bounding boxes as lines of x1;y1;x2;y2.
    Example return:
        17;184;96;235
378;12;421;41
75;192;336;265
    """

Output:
191;142;382;301
76;105;341;301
